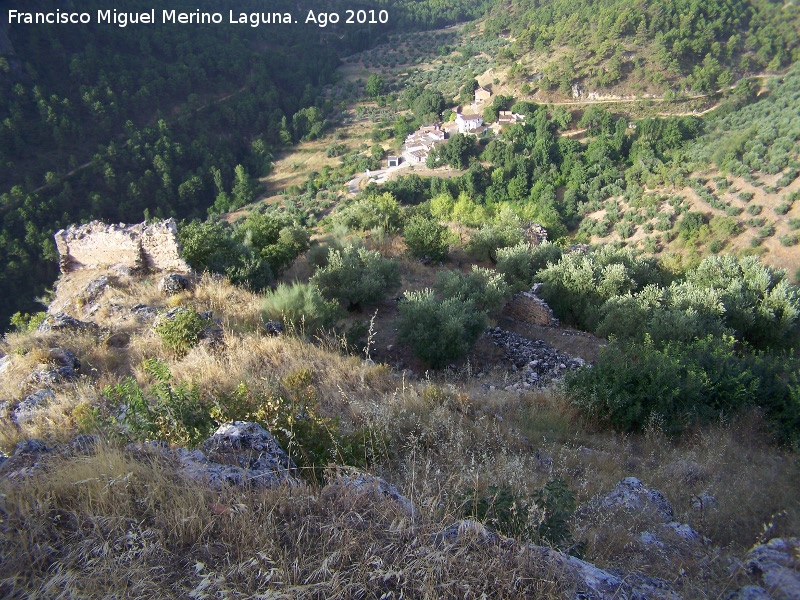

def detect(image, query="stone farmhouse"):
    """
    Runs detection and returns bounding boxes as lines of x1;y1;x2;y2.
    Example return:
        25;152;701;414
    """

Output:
474;86;492;104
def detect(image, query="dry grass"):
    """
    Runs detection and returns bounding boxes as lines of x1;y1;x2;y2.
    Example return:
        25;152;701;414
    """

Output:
0;446;573;599
1;269;798;598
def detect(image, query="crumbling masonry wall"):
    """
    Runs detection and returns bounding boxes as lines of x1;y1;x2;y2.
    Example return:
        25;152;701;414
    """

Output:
501;283;559;327
54;219;190;273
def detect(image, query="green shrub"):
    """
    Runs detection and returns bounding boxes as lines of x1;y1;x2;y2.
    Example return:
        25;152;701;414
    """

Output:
9;311;47;332
677;211;706;241
788;218;800;231
435;266;510;314
747;204;763;215
398;289;486;367
615;221;635;238
310;246;401;309
460;479;577;550
566;335;800;445
497;241;563;292
708;239;724;253
738;191;755;202
465;211;525;263
779;233;799;247
155;308;207;356
334;193;403;232
775;203;791;215
536;246;664;330
102;365;379;480
404;215;450;261
262;283;342;332
102;359;214;447
496;243;535;292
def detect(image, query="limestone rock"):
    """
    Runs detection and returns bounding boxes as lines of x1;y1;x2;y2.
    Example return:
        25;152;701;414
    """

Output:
37;313;98;334
158;273;189;295
131;304;158;321
48;348;80;370
727;586;772;600
745;538;800;600
26;366;79;386
13;389;55;424
485;326;585;390
599;476;674;521
264;320;284;336
325;468;416;516
193;421;299;488
432;519;680;599
0;438;52;479
82;275;109;305
432;519;499;546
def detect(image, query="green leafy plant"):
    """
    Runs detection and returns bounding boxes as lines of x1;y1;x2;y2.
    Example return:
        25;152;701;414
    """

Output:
310;246;401;310
261;283;342;333
403;215;450;261
102;359;214;447
154;308;207;356
398;289;486;368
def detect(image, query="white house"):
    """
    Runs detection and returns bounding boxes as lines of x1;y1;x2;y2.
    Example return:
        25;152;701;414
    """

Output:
455;113;483;133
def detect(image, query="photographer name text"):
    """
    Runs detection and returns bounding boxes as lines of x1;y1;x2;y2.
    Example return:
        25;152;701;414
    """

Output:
8;8;389;28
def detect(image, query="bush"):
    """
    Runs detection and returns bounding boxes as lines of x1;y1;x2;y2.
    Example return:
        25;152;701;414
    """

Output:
747;204;762;215
404;215;450;261
262;283;342;332
334;193;403;232
102;364;378;480
615;221;635;238
9;311;47;332
775;203;791;215
435;266;510;314
738;191;755;202
311;246;401;309
102;359;214;447
398;289;486;367
465;211;524;263
536;246;664;329
459;479;577;550
779;233;799;247
566;335;800;445
155;308;207;356
497;241;562;292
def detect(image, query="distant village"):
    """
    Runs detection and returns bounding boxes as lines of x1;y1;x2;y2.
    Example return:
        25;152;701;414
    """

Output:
389;86;525;168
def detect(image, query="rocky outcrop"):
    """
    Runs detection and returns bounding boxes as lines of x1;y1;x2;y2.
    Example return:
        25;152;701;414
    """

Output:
158;273;190;295
138;421;300;490
37;312;98;334
579;477;707;558
734;538;800;600
433;519;679;599
54;219;190;274
501;283;559;327
13;389;55;424
324;468;416;516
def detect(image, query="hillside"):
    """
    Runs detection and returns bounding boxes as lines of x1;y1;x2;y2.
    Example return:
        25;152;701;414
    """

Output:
3;1;800;597
0;244;798;597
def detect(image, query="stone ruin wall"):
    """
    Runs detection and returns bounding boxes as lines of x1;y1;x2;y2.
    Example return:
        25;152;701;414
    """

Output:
54;219;190;274
502;283;559;327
